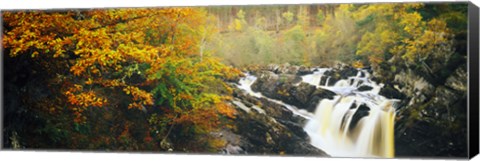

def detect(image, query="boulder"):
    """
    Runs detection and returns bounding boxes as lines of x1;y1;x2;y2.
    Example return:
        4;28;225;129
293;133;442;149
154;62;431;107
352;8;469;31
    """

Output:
257;97;296;122
304;88;336;112
233;87;306;126
229;97;329;156
251;72;302;98
297;66;314;76
338;66;359;79
285;83;316;108
319;66;359;86
357;85;373;92
445;67;467;93
319;76;339;86
349;103;370;130
379;84;406;99
393;67;468;157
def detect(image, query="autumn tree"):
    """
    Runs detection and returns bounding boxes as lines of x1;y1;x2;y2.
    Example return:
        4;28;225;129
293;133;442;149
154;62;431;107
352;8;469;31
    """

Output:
2;7;241;151
349;3;456;72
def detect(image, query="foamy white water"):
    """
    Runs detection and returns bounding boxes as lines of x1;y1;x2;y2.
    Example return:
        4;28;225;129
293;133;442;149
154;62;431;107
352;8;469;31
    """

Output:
302;68;396;158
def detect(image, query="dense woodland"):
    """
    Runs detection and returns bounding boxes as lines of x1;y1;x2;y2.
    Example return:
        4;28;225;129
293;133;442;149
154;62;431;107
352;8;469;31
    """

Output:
2;2;468;157
205;4;467;69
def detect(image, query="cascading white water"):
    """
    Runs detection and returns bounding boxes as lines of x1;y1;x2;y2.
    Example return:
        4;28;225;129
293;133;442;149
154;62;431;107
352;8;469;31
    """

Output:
236;68;397;158
302;69;397;158
237;73;263;98
301;68;331;88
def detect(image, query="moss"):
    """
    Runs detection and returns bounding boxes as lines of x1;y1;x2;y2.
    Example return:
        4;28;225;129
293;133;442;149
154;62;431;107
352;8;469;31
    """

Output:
277;88;290;97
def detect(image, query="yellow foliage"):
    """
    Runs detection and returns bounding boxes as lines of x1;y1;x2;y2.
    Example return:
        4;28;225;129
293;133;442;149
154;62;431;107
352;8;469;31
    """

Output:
352;61;364;69
351;3;452;65
2;7;241;128
123;86;154;109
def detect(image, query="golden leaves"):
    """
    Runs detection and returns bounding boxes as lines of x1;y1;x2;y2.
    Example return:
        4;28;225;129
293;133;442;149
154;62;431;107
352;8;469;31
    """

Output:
350;3;454;65
216;102;236;119
352;61;365;69
3;11;77;57
3;8;242;135
123;86;154;109
64;84;107;123
400;12;424;37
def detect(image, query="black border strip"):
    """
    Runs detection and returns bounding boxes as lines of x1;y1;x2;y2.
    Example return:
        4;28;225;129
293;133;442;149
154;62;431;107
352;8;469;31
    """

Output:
468;1;479;159
0;10;4;150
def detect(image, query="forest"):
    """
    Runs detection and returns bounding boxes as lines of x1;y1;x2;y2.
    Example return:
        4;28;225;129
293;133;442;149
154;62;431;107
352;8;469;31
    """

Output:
2;2;468;158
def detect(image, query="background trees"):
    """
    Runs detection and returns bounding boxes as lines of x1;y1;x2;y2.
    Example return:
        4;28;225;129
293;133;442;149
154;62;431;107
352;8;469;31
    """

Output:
204;3;466;72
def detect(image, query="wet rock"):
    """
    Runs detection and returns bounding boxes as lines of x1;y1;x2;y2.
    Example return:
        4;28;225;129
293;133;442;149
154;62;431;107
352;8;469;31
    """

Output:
394;92;467;157
357;85;373;92
229;98;329;156
319;76;339;86
297;66;314;76
393;67;468;157
257;97;296;122
319;66;359;86
359;71;366;77
251;72;302;99
304;88;336;112
379;84;406;99
233;87;305;125
349;104;370;130
251;72;322;111
222;144;247;154
287;83;316;107
326;66;358;79
338;66;359;79
277;120;309;140
394;70;435;98
445;67;467;93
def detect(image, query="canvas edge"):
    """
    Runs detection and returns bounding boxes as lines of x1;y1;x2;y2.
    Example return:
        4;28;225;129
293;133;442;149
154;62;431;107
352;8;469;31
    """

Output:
468;1;480;159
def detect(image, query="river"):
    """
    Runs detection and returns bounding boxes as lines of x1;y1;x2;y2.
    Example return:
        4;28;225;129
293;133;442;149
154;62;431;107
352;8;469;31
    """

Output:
237;68;399;158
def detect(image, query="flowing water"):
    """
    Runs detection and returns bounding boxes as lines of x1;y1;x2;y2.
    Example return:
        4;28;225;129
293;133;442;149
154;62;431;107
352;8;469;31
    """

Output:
237;73;314;119
237;69;398;158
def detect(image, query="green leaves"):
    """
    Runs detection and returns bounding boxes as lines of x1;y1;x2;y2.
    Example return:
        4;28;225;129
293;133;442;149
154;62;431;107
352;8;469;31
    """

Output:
355;13;376;27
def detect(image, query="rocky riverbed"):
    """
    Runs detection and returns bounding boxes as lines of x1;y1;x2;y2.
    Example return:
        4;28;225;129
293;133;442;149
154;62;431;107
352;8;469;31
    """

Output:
221;63;467;157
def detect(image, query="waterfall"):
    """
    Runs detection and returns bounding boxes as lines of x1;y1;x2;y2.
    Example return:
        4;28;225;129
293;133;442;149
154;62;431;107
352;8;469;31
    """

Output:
236;68;397;158
302;69;396;158
237;73;263;98
301;68;331;87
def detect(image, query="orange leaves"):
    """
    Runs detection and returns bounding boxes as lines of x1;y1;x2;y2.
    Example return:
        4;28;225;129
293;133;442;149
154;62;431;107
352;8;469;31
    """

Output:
3;11;77;57
368;55;384;65
174;101;237;132
69;64;86;76
64;84;107;123
216;102;236;119
65;87;107;108
123;86;154;109
4;8;242;139
118;124;131;140
175;108;219;132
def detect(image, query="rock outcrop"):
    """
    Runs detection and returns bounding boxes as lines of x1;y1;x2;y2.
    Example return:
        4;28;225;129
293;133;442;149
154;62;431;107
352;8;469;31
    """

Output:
390;66;468;157
250;71;335;112
224;88;329;156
